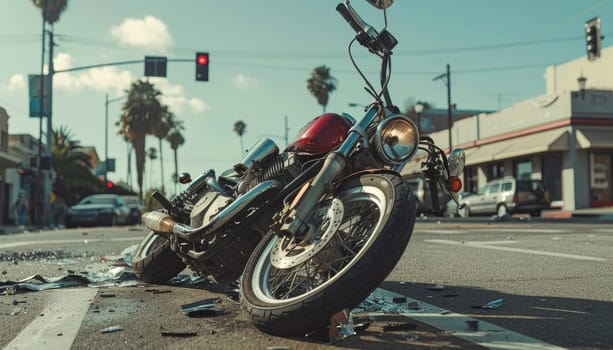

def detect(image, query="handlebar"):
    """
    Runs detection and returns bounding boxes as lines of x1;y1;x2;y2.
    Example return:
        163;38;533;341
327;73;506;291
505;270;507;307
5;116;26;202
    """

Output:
336;3;364;34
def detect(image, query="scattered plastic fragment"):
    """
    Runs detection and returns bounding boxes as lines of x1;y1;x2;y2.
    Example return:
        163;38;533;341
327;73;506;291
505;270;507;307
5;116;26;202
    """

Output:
466;320;479;331
426;284;445;291
329;309;354;343
180;298;222;317
483;298;503;309
382;322;417;332
100;325;123;334
440;309;451;315
10;307;23;315
160;331;198;337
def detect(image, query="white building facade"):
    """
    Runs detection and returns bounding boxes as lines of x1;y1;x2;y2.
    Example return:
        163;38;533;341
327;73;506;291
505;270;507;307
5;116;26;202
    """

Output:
402;46;613;211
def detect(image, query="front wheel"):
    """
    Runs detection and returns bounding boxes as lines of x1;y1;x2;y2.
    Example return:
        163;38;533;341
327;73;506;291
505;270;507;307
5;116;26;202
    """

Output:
240;173;416;336
132;231;186;284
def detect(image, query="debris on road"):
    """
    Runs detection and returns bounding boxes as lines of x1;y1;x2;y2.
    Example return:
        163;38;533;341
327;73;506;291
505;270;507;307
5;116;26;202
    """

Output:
466;320;479;331
160;331;198;337
180;297;223;317
382;322;417;332
426;284;445;291
100;325;123;334
472;298;503;309
329;309;354;343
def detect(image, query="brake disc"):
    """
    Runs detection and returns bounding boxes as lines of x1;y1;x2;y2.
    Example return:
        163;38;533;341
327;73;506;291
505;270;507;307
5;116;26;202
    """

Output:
270;198;344;269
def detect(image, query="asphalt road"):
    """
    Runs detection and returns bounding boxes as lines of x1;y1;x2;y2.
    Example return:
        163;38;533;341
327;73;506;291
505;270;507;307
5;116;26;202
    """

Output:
0;219;611;349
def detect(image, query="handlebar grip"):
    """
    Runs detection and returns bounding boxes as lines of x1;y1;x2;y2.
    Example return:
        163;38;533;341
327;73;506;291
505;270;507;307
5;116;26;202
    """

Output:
336;3;363;34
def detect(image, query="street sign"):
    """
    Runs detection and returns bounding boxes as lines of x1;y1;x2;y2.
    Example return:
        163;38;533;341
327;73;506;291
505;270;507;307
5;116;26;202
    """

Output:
28;74;50;118
144;56;167;77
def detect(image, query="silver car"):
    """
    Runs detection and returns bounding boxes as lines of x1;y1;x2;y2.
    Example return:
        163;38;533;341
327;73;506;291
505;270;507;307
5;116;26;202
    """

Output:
459;177;550;217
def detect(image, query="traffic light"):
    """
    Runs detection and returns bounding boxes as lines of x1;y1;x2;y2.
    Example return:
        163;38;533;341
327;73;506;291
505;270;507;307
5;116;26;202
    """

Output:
106;181;114;190
195;52;209;81
585;17;602;61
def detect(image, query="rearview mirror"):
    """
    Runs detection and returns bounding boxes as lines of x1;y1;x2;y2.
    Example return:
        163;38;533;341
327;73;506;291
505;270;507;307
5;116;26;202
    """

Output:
366;0;394;9
447;149;465;177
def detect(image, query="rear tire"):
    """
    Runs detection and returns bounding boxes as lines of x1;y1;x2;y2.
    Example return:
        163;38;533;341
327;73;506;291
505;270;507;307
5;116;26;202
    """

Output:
132;231;186;284
497;204;508;217
240;173;416;336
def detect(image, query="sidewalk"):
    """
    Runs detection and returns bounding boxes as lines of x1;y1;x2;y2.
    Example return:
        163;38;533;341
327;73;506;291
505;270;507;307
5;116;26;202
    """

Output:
541;206;613;220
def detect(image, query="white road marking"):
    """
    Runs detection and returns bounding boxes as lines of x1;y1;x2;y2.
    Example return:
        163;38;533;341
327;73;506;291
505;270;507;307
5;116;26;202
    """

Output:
5;288;97;350
475;229;568;233
425;239;607;262
373;288;567;350
418;229;467;234
0;237;143;249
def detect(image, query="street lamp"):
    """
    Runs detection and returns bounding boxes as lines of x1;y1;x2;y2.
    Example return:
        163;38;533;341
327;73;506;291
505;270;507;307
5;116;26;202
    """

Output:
433;64;453;152
105;94;124;183
414;103;424;131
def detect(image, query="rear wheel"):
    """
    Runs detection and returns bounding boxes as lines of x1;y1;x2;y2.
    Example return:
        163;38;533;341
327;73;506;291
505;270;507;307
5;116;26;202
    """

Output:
497;204;508;217
240;173;416;336
132;231;186;284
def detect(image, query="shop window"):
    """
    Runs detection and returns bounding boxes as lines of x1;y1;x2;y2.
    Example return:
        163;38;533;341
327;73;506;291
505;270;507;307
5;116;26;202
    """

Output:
590;153;613;206
514;160;532;180
488;163;504;180
464;166;478;193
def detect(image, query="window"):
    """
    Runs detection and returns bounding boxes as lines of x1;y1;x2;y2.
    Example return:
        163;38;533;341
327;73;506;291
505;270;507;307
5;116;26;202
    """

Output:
502;182;513;191
464;166;478;193
489;183;501;193
590;152;612;203
514;159;532;180
488;163;504;180
477;185;489;195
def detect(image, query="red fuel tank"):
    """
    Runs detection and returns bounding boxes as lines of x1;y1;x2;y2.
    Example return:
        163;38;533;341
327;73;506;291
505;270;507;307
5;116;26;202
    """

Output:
286;113;353;156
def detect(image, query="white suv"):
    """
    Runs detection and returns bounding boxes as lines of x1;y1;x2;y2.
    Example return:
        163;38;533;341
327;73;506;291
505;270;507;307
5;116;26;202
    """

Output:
459;177;550;217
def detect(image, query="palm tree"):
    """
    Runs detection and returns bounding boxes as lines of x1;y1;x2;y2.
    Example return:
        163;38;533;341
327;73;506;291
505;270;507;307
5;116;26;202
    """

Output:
51;125;103;205
166;120;185;195
233;120;246;156
153;107;175;194
146;147;158;190
31;0;68;25
307;65;337;113
117;80;165;197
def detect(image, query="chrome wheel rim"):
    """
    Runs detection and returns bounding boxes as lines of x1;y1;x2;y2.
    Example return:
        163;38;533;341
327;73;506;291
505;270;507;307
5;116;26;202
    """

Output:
251;185;387;304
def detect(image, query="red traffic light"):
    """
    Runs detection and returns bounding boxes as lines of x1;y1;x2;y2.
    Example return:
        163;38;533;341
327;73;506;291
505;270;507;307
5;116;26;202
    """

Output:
197;54;208;65
195;52;210;82
106;181;114;189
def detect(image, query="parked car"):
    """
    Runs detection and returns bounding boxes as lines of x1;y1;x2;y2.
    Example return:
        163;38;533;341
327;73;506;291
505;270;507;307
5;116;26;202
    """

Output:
458;177;550;217
65;194;131;228
405;175;451;216
122;195;144;225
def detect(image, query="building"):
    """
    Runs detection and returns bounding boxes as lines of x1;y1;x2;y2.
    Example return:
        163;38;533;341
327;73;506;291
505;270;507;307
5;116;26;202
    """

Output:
0;108;23;223
5;133;40;224
402;46;613;211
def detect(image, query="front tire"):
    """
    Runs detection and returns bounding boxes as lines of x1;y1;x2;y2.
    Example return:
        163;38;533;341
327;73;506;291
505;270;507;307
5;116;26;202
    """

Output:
240;173;416;336
132;231;186;284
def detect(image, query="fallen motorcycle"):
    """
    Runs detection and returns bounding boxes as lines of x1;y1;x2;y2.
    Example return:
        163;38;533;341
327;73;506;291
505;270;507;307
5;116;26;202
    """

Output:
134;0;466;336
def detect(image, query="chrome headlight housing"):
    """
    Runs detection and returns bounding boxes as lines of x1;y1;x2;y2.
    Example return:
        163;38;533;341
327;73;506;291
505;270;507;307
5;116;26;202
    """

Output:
374;115;419;164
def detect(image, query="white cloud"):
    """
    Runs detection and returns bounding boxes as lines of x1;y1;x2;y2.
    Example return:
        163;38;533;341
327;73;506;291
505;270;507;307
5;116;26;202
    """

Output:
111;16;173;52
152;78;209;114
234;74;259;90
7;74;25;91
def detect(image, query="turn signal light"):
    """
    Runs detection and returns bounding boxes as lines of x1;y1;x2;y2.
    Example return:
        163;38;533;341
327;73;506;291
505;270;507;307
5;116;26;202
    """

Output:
449;176;462;193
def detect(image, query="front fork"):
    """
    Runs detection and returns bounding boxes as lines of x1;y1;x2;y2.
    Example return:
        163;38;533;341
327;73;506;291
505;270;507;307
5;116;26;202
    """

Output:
278;105;381;237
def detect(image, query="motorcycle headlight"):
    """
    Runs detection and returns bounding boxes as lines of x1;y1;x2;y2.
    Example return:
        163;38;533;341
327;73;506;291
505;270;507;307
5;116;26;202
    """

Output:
374;115;419;164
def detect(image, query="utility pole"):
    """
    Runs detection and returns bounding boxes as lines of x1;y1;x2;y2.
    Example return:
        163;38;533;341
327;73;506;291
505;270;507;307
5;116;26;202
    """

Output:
44;28;55;226
284;115;289;148
433;64;452;152
104;94;124;184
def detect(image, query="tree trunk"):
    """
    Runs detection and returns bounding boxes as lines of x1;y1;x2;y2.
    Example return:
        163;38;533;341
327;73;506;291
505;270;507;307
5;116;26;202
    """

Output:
132;135;146;198
173;147;178;195
158;137;165;194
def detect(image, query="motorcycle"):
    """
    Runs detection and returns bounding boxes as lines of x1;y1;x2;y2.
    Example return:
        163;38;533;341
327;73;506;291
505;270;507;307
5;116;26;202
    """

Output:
134;0;466;336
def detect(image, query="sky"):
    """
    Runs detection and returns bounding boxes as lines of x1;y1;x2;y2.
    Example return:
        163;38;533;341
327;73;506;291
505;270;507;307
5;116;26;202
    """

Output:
1;0;612;194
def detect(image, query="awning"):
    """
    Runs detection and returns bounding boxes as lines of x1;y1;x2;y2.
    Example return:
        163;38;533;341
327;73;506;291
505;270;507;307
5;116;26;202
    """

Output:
0;151;21;169
576;128;613;149
465;128;568;166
